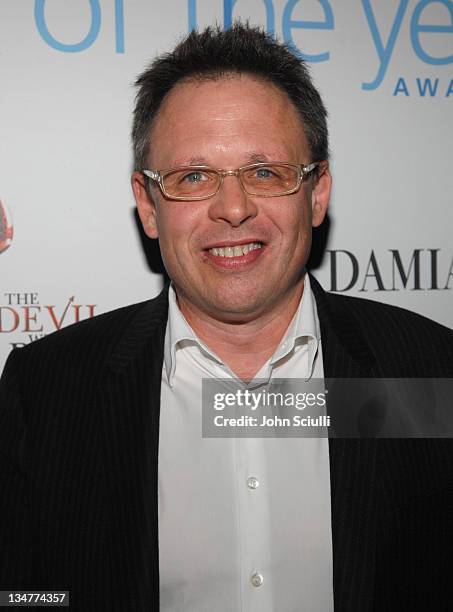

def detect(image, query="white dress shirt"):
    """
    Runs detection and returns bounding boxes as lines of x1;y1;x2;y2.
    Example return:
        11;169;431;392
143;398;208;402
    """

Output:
158;275;333;611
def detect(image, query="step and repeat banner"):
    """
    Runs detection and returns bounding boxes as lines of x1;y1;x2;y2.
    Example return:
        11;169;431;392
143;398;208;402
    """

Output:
1;0;452;371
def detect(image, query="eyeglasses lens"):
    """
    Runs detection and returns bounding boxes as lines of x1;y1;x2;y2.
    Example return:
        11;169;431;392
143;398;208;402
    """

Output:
241;165;298;195
162;164;300;199
163;168;220;199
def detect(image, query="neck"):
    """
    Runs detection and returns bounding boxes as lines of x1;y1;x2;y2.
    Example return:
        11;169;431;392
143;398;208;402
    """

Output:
176;279;306;381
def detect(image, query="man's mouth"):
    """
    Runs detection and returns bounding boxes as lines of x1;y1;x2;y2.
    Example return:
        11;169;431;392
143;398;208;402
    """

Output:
208;242;263;258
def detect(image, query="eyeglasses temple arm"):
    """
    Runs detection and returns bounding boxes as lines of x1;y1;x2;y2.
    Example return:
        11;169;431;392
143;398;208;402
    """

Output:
143;170;160;182
301;162;319;178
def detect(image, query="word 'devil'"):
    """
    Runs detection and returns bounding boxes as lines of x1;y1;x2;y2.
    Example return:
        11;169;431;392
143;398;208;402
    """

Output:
0;296;97;333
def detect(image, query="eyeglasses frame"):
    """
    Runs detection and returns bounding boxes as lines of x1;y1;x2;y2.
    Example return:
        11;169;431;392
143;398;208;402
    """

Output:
142;161;320;201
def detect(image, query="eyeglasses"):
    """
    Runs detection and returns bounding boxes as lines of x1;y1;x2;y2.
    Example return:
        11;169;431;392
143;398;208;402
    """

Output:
142;162;319;201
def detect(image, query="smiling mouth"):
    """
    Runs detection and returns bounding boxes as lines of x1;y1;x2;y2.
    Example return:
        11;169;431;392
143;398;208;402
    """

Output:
208;242;263;258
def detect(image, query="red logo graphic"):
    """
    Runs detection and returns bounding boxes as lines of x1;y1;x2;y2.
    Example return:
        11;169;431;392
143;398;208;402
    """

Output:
0;200;13;254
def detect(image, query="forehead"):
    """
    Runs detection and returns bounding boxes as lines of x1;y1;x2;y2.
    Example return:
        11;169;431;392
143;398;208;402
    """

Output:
148;74;310;167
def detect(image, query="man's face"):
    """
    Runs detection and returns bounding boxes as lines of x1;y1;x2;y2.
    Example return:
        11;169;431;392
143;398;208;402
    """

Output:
132;75;331;322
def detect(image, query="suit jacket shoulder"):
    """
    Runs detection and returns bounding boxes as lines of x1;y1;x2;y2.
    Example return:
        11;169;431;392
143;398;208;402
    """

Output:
2;288;169;392
310;274;453;376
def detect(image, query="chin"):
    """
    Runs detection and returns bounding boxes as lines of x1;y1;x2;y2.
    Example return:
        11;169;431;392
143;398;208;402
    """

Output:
203;293;269;321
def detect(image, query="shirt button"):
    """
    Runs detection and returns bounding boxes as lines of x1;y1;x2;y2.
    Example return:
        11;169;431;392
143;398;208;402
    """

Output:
251;572;264;587
247;476;259;490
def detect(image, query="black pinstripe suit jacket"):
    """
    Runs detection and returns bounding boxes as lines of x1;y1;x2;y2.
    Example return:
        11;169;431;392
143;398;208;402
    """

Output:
1;275;453;611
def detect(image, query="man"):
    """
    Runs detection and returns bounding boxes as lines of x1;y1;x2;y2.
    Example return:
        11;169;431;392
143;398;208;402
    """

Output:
1;24;453;612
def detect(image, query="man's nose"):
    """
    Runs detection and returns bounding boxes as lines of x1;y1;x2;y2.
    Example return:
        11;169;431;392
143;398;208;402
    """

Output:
208;174;258;227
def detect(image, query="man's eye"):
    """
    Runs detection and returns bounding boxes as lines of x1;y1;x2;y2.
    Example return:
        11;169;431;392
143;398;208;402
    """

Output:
182;171;206;183
255;167;276;179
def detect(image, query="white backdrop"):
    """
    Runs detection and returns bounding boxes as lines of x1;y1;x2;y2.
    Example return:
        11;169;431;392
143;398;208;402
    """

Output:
1;0;452;372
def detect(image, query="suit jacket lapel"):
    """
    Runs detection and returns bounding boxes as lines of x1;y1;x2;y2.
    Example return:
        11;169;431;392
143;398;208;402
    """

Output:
310;274;378;612
96;287;168;611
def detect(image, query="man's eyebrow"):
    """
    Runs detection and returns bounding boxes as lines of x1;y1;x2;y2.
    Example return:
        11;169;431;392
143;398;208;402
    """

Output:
167;157;208;167
186;157;208;165
246;152;272;163
175;152;275;167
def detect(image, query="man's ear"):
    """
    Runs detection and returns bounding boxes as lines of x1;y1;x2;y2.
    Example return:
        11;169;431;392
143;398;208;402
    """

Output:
311;162;332;228
131;171;159;239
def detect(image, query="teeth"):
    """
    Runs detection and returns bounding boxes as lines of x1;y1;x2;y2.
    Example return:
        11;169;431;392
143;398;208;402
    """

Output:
209;242;262;258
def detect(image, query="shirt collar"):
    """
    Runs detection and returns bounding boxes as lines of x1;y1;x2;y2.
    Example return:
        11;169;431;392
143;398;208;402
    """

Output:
269;274;320;377
164;284;222;387
164;275;321;386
